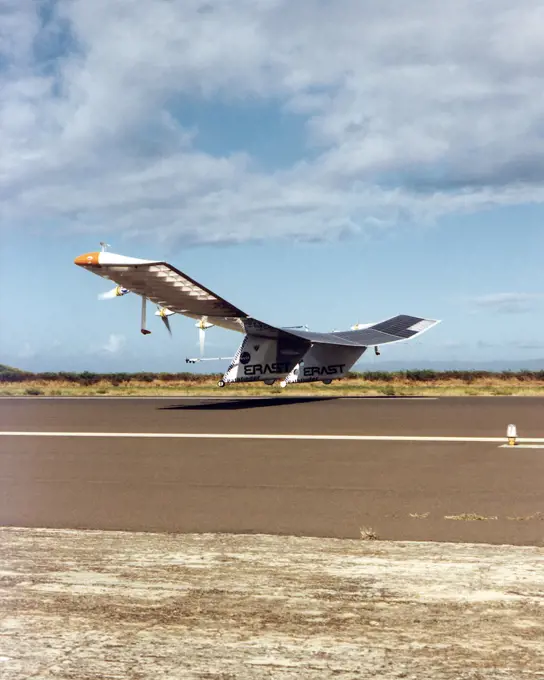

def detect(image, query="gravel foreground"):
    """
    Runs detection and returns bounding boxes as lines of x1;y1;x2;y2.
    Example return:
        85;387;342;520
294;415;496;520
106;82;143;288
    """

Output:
1;529;543;679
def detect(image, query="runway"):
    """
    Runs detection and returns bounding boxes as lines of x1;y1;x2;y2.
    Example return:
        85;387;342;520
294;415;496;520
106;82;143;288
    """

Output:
1;396;543;544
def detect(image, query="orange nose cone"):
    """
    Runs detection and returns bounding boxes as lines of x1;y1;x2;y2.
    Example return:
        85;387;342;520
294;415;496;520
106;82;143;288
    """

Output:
74;252;100;267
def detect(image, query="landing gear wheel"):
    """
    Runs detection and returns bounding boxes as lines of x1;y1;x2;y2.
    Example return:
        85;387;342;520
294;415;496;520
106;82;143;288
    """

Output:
217;380;226;388
322;379;332;385
264;379;276;386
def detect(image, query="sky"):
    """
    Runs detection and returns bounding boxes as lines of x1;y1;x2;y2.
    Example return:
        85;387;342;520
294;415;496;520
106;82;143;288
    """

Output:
1;0;544;373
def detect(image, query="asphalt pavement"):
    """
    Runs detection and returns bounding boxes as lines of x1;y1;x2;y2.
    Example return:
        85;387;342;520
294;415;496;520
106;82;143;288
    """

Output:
1;396;542;543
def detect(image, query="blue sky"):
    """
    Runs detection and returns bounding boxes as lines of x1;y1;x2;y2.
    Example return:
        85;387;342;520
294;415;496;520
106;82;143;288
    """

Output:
2;0;544;372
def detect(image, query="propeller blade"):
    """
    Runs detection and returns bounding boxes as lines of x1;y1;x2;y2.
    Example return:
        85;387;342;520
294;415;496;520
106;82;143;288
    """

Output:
199;327;205;357
98;289;118;300
155;306;173;336
161;315;172;337
98;286;129;300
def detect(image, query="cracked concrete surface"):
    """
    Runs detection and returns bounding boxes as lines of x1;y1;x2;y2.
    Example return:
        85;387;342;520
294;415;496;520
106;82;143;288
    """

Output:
1;528;543;679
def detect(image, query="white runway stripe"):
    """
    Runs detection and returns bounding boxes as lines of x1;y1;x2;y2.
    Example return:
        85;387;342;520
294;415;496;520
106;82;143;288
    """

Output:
1;431;543;443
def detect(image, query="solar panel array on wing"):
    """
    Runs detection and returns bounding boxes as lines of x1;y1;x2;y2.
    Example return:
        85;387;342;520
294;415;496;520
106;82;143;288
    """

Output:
98;262;247;318
282;315;439;348
338;327;408;345
284;329;363;346
370;315;424;339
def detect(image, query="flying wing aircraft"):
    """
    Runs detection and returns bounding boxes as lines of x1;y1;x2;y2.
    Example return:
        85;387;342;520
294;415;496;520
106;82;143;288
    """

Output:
74;247;440;388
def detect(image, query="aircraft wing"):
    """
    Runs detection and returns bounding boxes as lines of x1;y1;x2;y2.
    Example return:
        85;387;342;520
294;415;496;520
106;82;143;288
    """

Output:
282;315;440;347
74;251;248;330
74;252;439;345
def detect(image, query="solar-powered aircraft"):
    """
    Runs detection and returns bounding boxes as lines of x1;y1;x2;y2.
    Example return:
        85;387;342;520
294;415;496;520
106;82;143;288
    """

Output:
75;247;440;388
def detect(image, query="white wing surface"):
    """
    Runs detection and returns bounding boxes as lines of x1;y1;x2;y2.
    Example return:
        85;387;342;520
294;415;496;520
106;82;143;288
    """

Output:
283;315;440;347
74;251;248;332
75;251;439;345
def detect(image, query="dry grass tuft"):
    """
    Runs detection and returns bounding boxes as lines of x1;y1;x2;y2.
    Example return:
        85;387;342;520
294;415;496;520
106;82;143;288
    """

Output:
444;513;498;521
360;526;379;540
506;512;544;522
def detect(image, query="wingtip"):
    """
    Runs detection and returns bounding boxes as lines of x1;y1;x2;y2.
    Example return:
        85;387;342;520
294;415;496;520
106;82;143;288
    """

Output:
74;252;100;266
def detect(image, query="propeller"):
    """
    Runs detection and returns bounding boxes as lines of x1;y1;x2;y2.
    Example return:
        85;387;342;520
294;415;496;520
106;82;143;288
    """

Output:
97;282;175;338
161;315;172;337
98;285;130;300
351;321;376;330
195;317;214;357
155;306;174;337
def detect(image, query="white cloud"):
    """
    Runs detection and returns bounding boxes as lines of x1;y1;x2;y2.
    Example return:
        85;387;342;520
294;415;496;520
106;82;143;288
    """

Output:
17;341;36;359
469;293;544;314
510;341;544;350
101;334;126;354
2;0;544;244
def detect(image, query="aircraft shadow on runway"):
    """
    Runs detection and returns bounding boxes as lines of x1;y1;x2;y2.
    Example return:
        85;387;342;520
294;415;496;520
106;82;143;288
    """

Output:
159;397;339;411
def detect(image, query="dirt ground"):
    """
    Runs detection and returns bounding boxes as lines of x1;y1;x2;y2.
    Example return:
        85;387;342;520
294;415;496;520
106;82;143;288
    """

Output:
1;528;543;679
